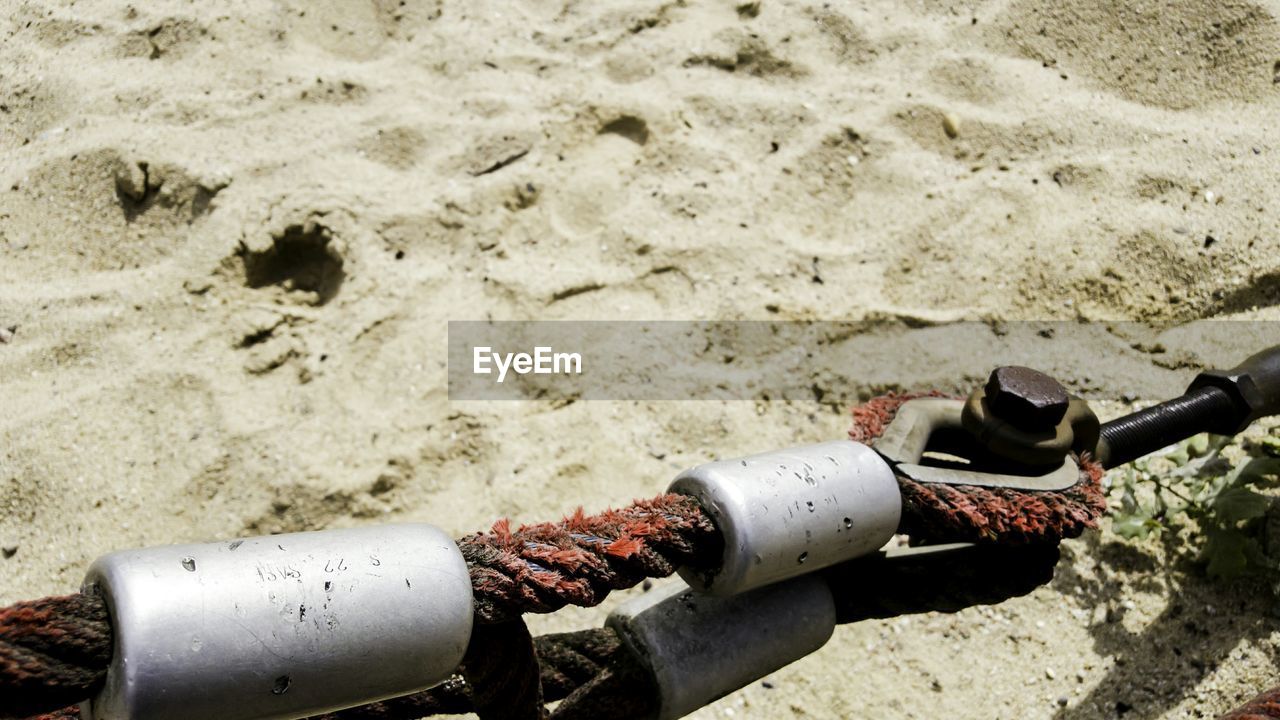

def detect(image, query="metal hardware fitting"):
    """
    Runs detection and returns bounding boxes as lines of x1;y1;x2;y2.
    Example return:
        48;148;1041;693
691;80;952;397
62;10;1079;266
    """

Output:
669;440;901;596
607;576;836;720
872;397;1082;491
80;524;473;720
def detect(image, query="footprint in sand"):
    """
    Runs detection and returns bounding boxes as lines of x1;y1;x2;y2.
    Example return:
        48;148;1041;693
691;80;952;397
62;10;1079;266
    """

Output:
547;114;650;239
235;218;347;307
357;126;427;171
0;148;228;279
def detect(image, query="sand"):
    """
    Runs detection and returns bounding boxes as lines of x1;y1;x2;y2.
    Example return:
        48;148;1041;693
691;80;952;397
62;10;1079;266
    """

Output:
2;0;1280;718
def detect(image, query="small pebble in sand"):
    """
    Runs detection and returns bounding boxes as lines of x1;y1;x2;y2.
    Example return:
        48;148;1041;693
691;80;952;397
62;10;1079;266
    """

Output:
1057;696;1069;707
942;112;961;139
1045;668;1056;679
0;326;13;344
1204;190;1217;204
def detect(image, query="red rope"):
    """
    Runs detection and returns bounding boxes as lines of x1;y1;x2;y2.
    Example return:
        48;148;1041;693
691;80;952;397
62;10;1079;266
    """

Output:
460;494;722;624
0;594;109;719
0;393;1126;719
459;620;543;720
0;495;719;719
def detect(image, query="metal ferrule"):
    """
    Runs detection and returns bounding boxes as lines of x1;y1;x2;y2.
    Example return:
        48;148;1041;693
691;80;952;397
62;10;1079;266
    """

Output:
669;440;901;595
80;524;474;720
607;576;836;720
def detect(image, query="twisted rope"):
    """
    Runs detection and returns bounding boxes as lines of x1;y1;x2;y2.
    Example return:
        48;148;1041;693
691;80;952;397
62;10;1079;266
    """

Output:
0;594;110;719
546;630;657;720
459;620;543;720
460;494;722;625
0;392;1118;720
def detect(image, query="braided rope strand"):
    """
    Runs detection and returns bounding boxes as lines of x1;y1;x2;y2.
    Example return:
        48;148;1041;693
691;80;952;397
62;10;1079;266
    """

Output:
460;620;544;720
460;494;722;625
0;594;110;719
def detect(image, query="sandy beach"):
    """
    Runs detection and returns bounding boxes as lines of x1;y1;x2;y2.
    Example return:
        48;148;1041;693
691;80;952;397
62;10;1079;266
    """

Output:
3;0;1280;718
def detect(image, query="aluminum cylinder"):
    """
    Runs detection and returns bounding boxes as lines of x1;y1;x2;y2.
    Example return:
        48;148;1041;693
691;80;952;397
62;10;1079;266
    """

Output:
80;524;473;720
670;440;900;595
607;576;836;720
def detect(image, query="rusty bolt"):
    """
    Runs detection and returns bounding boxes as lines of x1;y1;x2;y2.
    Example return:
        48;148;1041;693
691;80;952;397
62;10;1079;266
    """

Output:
985;366;1069;430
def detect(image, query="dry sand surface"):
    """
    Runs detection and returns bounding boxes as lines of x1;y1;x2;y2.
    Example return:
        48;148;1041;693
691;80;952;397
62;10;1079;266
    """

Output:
3;0;1280;718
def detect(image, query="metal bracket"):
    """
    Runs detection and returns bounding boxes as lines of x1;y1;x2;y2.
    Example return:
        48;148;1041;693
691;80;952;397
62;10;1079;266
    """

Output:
872;398;964;466
871;398;1082;492
895;458;1081;492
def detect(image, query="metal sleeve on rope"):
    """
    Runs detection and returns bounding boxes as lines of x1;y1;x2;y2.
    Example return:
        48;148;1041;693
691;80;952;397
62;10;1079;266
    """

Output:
668;440;901;596
606;576;836;720
79;524;473;720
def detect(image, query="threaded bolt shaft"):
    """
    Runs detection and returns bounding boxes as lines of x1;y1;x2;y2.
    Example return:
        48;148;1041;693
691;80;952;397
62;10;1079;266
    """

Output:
1098;385;1238;469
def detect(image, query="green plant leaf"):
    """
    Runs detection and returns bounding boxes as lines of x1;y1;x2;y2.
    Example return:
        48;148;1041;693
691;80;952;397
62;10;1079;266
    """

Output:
1201;474;1231;504
1204;529;1250;579
1231;457;1280;489
1112;513;1153;540
1119;468;1140;514
1188;434;1211;458
1212;487;1273;522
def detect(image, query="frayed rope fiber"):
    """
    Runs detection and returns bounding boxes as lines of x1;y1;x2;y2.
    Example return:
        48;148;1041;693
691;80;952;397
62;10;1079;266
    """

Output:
459;493;723;625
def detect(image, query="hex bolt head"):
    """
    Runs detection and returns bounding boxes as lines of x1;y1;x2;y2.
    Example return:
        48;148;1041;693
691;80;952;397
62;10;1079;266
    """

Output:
985;366;1069;430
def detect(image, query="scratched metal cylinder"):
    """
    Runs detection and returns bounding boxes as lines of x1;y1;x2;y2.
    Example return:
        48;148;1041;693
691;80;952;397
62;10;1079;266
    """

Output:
80;524;473;720
607;576;836;720
670;440;901;595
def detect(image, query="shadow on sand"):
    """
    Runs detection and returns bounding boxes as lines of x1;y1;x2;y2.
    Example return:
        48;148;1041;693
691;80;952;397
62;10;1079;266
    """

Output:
1050;535;1277;720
